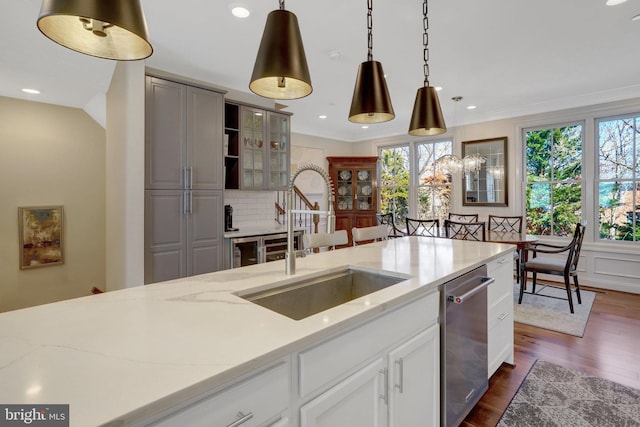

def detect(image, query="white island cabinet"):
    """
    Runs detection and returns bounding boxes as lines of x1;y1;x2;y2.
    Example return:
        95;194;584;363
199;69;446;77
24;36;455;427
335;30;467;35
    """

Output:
0;237;515;427
487;254;515;377
298;291;439;427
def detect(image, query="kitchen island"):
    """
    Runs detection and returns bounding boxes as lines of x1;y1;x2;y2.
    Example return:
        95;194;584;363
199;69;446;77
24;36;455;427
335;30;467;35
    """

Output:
0;237;514;426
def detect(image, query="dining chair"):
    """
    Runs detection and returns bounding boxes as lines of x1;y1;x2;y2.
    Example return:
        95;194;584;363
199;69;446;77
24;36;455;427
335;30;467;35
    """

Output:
352;224;389;246
448;213;479;223
303;230;348;253
488;215;523;233
376;212;406;238
406;218;440;237
488;215;523;281
444;219;486;241
519;222;586;313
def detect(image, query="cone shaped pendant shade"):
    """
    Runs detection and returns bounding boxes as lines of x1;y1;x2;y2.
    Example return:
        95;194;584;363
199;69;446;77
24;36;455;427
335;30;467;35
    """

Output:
250;9;312;100
349;60;395;124
37;0;152;60
409;86;446;136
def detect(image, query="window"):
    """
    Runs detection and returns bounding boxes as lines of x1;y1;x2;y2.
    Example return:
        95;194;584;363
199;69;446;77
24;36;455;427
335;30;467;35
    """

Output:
379;140;453;225
524;124;583;236
416;140;452;221
597;115;640;242
379;145;410;226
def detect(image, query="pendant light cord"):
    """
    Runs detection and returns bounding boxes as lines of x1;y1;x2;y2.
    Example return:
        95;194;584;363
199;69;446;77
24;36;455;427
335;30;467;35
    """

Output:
279;0;285;10
367;0;373;61
423;0;430;87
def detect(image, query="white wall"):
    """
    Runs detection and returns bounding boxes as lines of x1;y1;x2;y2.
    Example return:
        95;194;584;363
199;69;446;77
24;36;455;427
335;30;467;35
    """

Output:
0;97;106;312
106;61;146;290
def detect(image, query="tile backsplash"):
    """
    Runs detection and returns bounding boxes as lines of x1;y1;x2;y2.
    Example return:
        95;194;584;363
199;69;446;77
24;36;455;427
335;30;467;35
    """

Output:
224;190;278;227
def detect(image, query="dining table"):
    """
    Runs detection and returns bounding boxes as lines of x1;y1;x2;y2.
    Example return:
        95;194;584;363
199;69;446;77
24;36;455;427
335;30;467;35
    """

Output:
485;230;539;284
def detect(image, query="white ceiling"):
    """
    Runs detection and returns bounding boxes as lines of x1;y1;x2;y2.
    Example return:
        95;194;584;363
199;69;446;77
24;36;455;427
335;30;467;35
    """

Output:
3;0;640;142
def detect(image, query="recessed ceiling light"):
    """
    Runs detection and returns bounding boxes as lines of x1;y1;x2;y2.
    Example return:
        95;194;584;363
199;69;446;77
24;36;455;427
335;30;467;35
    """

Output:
435;86;443;92
606;0;627;5
466;105;477;110
319;115;327;119
22;88;40;94
230;4;250;18
362;125;369;129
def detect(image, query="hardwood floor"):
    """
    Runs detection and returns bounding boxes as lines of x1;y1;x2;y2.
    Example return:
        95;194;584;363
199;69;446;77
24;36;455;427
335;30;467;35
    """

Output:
462;285;640;427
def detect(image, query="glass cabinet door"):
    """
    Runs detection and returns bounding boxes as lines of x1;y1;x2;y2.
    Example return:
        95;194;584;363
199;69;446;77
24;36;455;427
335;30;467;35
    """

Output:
336;169;354;211
269;113;289;189
354;168;374;211
242;108;265;189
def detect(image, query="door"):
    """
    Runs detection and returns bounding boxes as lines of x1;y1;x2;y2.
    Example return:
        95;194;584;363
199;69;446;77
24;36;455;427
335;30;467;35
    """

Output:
188;190;223;275
241;107;266;189
300;358;387;427
145;190;187;283
145;77;187;190
187;87;223;190
388;325;440;427
267;112;290;190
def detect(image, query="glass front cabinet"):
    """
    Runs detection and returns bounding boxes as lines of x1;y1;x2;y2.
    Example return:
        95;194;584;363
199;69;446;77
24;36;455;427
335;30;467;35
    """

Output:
224;102;291;191
327;156;379;247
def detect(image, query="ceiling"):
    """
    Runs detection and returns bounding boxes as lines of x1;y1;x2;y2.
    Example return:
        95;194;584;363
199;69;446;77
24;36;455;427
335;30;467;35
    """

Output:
3;0;640;142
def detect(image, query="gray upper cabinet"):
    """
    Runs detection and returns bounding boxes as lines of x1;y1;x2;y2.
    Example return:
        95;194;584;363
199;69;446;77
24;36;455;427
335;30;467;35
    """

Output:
145;77;224;191
227;103;291;191
144;75;224;284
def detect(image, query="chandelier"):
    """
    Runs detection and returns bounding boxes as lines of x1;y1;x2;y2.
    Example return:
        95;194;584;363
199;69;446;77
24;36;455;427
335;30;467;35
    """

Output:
435;154;486;174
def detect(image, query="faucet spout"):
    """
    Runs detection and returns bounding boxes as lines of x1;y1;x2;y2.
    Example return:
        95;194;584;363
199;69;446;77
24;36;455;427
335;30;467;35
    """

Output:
286;164;335;275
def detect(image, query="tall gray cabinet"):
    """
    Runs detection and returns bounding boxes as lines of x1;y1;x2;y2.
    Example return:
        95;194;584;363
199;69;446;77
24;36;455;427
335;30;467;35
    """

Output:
144;76;224;284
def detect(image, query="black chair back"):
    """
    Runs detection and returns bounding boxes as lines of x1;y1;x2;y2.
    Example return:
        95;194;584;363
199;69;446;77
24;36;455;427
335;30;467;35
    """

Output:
444;220;486;241
488;215;523;233
406;218;439;237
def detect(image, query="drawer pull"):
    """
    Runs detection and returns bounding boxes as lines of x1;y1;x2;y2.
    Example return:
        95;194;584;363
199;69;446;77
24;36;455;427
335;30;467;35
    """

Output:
497;312;509;321
226;411;254;427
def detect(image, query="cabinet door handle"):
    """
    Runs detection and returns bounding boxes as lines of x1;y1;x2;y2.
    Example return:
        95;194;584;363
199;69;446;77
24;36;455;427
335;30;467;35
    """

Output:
226;411;253;427
498;257;510;264
379;368;389;405
183;192;188;215
395;358;405;393
183;168;189;190
188;191;193;214
188;167;193;189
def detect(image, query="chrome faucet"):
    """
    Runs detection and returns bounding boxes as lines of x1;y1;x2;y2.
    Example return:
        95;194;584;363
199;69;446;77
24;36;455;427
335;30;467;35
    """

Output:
286;164;335;275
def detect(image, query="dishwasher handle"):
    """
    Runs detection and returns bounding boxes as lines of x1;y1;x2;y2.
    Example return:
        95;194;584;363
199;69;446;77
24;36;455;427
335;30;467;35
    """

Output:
447;277;494;304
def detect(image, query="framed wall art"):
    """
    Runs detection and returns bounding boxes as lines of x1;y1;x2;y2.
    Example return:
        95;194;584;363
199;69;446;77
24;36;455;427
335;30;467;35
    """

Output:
18;205;64;269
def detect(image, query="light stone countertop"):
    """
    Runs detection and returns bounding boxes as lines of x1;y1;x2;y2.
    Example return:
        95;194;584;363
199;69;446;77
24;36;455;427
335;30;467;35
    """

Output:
0;237;514;426
223;222;304;239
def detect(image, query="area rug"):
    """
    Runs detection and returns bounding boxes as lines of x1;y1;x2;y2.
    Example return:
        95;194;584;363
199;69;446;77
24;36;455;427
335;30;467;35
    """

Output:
498;360;640;427
513;282;596;337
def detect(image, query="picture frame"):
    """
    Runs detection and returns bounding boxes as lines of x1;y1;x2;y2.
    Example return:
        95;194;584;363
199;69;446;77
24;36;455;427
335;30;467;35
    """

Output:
462;137;508;207
18;205;64;269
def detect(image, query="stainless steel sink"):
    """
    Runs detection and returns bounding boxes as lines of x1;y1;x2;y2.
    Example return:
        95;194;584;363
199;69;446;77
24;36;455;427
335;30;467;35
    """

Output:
240;268;407;320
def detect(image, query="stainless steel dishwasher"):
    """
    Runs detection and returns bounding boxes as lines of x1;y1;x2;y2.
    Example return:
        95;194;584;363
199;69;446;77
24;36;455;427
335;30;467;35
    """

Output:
441;265;494;427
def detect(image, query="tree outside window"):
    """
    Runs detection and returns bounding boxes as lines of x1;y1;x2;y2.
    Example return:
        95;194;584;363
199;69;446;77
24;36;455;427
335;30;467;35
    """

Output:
597;115;640;242
379;145;410;227
416;141;452;223
379;140;452;226
525;124;583;236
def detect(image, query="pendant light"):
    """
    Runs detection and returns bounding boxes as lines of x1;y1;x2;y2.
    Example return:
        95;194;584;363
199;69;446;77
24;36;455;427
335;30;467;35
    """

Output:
348;0;395;124
36;0;153;61
250;0;312;100
409;0;446;136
